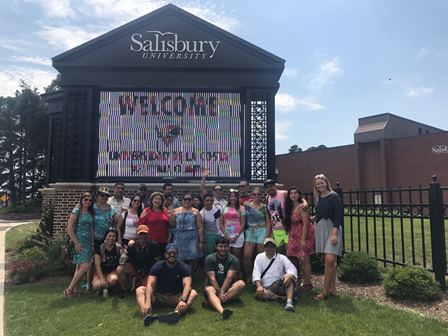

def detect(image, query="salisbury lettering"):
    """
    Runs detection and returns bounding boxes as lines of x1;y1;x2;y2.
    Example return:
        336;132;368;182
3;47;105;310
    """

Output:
130;31;220;60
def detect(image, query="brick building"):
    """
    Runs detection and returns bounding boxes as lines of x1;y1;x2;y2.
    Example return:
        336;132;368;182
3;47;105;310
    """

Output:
276;113;448;192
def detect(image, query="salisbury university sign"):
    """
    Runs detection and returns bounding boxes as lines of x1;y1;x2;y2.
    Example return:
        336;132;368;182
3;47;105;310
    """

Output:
130;30;221;60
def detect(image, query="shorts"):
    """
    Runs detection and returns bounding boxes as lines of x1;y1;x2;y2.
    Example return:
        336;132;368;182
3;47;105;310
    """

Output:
152;292;182;307
245;227;266;244
204;233;219;257
229;233;245;248
272;229;288;247
266;279;286;296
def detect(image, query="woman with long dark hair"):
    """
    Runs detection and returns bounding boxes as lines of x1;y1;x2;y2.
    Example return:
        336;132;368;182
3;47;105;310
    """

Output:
284;187;315;291
313;174;343;300
121;195;143;246
220;190;245;262
64;192;95;298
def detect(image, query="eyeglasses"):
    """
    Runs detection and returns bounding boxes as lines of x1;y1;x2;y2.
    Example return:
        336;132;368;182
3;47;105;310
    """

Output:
183;198;192;201
166;251;177;256
82;198;92;202
132;199;142;203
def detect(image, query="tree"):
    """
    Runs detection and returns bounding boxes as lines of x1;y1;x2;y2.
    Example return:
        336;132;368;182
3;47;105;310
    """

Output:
44;74;62;93
288;145;303;153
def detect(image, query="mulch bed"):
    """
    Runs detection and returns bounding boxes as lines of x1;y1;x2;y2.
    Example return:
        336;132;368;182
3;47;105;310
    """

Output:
312;274;448;322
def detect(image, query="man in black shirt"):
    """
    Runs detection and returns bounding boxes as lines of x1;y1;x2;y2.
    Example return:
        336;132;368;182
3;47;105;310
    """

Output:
140;243;198;326
204;236;245;319
117;225;160;295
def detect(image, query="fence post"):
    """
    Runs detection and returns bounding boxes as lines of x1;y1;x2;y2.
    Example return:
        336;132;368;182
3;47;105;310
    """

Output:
428;175;446;290
335;182;344;254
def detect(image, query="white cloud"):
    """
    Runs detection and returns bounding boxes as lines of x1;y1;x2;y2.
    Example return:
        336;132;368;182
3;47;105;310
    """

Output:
37;25;101;50
276;93;324;112
405;86;434;97
25;0;75;18
10;56;52;66
283;67;299;77
275;121;291;141
309;57;341;91
416;48;431;59
0;67;58;97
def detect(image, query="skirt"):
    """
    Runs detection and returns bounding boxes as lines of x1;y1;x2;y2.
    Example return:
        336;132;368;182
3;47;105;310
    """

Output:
315;218;343;256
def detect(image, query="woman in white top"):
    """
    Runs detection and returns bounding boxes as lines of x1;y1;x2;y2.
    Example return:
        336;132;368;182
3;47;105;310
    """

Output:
121;195;143;246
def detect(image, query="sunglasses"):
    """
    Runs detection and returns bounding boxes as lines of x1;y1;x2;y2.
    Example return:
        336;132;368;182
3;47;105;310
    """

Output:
99;193;109;197
132;199;141;203
82;198;92;202
264;243;276;248
166;251;177;256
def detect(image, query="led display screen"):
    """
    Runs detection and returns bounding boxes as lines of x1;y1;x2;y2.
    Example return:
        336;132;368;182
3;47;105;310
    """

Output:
97;91;242;179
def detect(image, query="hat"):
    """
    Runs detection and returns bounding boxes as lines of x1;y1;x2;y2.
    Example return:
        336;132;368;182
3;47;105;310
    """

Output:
97;186;111;196
165;243;178;252
136;225;149;235
263;237;276;246
263;179;276;187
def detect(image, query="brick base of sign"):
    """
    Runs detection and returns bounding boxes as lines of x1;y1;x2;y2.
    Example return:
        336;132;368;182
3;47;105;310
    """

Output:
40;182;251;236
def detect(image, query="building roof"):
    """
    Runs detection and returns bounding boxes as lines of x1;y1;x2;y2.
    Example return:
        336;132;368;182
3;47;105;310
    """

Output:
354;120;388;134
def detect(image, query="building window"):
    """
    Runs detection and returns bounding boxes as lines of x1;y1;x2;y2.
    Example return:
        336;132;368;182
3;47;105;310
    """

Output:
418;127;422;135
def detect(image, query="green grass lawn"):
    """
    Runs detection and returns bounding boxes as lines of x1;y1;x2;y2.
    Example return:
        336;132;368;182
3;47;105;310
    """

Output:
5;221;38;252
4;277;447;336
343;215;448;270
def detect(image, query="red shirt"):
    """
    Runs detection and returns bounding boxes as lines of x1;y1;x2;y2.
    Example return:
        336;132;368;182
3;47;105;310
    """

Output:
139;208;170;244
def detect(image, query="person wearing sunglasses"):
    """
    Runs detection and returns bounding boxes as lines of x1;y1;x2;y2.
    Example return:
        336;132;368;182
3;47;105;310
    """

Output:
171;194;204;272
200;168;227;209
140;243;198;326
64;192;95;298
220;190;245;263
94;187;123;250
121;195;143;246
238;180;252;205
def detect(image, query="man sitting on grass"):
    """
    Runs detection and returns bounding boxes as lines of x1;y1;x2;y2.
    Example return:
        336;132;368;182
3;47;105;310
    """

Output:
140;243;198;326
203;236;246;319
252;238;298;312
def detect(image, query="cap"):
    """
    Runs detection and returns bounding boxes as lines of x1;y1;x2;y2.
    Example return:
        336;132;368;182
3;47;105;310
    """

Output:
136;225;149;235
263;237;276;246
263;179;276;187
165;243;178;252
97;186;111;196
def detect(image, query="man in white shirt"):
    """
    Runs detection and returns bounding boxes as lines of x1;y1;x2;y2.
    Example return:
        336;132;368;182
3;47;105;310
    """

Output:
108;182;131;214
252;238;297;312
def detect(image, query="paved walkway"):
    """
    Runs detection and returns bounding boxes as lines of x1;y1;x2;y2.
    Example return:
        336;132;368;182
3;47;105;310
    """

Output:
0;219;32;336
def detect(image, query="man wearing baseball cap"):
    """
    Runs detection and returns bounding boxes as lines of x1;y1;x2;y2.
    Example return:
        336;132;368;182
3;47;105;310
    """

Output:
140;243;198;326
252;237;298;312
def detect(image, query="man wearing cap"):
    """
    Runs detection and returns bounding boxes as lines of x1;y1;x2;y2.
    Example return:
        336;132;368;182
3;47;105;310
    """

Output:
203;236;245;319
117;225;160;296
264;179;288;254
107;182;131;214
252;238;298;312
200;169;227;209
138;184;150;208
140;243;198;326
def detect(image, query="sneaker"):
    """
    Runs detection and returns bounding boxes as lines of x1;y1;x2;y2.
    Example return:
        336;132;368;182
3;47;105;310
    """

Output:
159;312;181;325
143;314;159;327
201;299;210;308
222;309;233;320
284;302;295;312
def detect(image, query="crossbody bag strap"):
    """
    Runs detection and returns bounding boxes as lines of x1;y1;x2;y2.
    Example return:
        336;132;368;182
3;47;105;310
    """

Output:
261;253;277;279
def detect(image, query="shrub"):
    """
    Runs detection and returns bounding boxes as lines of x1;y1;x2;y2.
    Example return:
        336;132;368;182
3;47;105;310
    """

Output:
384;266;441;301
338;251;382;284
45;235;75;275
311;253;325;274
9;247;49;283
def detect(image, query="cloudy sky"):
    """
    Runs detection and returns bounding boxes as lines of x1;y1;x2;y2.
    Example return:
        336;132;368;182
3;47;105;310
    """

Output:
1;0;447;154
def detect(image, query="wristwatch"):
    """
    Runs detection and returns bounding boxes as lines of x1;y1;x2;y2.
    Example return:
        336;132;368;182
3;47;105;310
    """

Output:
180;296;188;303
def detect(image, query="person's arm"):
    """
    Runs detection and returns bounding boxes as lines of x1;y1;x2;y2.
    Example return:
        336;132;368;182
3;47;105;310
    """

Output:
220;269;237;294
114;213;123;245
330;193;343;245
252;257;264;296
143;275;157;316
206;271;221;294
169;209;177;228
300;208;310;249
237;207;245;236
195;210;204;251
282;255;298;280
264;207;272;238
220;209;229;239
66;210;82;253
177;276;193;313
94;253;106;287
200;169;209;196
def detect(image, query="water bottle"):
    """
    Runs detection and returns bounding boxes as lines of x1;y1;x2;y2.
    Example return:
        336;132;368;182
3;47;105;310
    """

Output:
119;250;127;265
102;287;108;298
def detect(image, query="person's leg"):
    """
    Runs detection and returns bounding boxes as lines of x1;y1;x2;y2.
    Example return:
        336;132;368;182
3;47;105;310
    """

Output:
231;247;242;263
91;274;103;292
243;242;256;281
221;280;245;303
325;253;337;293
106;271;118;287
300;255;312;287
67;263;89;293
117;263;137;291
204;286;225;314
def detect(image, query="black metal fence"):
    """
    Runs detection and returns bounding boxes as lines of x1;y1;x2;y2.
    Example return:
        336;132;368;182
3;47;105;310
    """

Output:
302;176;447;290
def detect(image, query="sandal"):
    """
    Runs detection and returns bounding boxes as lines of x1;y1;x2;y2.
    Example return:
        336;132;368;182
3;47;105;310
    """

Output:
313;292;334;301
63;288;76;299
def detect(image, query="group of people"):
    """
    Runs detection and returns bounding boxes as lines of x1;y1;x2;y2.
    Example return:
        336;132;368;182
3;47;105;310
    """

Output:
64;172;343;325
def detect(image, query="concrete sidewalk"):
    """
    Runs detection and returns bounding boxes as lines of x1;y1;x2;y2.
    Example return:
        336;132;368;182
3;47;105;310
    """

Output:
0;220;32;336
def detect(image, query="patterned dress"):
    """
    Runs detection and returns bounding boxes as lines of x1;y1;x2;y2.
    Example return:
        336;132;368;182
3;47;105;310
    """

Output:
244;203;267;244
174;211;202;261
287;211;315;258
71;207;94;264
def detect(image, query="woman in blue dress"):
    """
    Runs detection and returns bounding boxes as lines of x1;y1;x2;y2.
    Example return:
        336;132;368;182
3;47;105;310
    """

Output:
64;192;95;298
172;194;204;272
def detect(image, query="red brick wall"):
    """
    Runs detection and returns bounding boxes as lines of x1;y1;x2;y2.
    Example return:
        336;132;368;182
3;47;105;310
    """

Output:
276;144;358;191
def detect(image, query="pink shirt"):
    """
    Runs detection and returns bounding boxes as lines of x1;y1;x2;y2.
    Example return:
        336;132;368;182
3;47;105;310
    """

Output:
267;190;287;230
